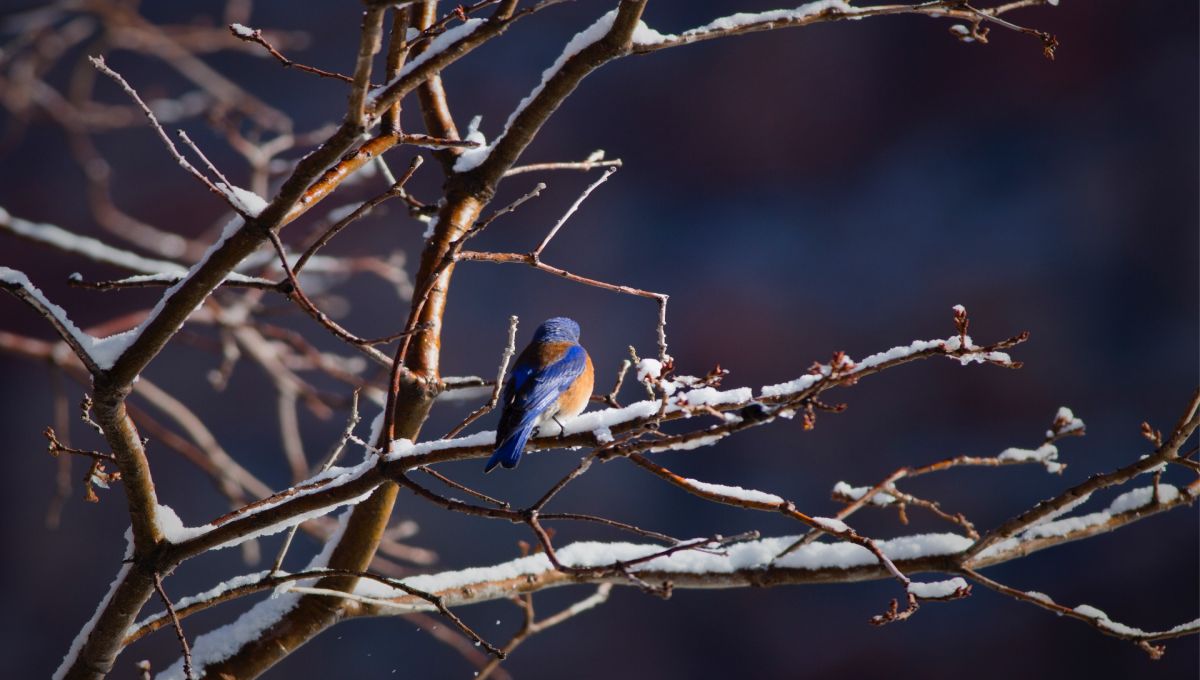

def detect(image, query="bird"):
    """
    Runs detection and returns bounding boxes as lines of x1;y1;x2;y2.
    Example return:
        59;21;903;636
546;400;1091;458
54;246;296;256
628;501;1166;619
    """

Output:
485;317;594;473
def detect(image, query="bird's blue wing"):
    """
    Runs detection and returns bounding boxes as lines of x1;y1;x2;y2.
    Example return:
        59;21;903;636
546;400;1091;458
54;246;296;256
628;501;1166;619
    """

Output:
486;345;586;473
501;361;536;408
509;344;587;431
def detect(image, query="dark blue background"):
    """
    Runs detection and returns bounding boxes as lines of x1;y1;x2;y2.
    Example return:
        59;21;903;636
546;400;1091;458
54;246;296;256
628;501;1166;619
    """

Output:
1;1;1195;678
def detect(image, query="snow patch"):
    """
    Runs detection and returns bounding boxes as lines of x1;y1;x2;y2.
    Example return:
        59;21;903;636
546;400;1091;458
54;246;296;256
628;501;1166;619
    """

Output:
679;478;784;506
908;577;968;599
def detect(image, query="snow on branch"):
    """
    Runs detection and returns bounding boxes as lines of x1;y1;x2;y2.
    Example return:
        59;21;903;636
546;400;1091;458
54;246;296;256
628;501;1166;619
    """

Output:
154;512;352;680
368;19;486;112
1;206;189;276
159;452;380;557
824;406;1090;538
387;317;1028;468
964;567;1200;659
140;473;1198;674
146;366;1196;671
365;1;555;120
452;10;621;173
0;205;277;291
0;267;129;373
630;0;1061;59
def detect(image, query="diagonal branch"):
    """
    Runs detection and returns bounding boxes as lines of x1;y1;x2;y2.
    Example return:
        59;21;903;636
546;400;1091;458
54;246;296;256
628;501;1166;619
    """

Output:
962;567;1200;659
152;574;194;680
227;23;356;83
0;268;104;374
964;389;1200;562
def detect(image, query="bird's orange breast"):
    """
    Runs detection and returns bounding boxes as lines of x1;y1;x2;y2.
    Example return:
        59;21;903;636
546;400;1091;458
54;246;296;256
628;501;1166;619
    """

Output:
556;348;593;419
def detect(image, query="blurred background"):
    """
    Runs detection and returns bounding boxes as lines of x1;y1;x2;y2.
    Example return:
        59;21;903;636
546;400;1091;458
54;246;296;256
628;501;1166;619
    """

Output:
0;1;1196;678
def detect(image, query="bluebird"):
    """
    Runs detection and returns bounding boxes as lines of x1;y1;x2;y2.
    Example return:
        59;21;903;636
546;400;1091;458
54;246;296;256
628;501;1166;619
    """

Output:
485;317;594;473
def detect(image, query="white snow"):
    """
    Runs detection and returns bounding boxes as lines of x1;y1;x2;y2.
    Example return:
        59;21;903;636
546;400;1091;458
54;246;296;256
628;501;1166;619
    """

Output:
760;333;1014;400
1025;590;1055;604
355;531;976;606
452;11;619;173
677;386;753;407
680;2;858;37
384;327;1019;466
636;358;663;381
451;116;489;174
94;271;273;287
385;429;498;461
550;399;662;437
1048;406;1085;437
202;457;379;551
811;516;851;533
53;537;134;680
148;454;380;553
1072;605;1136;635
368;19;485;107
130;570;272;635
648;433;726;453
0;206;189;272
0;267;138;370
832;481;897;506
217;183;269;217
155;503;210;543
908;577;968;599
1108;484;1179;513
1020;485;1179;540
949;24;975;42
997;443;1063;473
101;210;266;371
158;512;352;680
2;198;273;373
678;478;784;506
629;2;861;47
631;21;674;46
760;374;822;399
436;383;492;403
1020;510;1110;540
1073;605;1199;638
421;214;439;240
1025;492;1093;528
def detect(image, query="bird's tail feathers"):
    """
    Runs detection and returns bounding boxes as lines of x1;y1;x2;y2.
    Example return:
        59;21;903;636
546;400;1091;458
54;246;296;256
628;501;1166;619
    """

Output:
484;425;533;473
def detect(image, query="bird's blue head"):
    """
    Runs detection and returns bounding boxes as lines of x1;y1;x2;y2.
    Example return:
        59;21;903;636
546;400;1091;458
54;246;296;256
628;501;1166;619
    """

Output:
532;317;580;343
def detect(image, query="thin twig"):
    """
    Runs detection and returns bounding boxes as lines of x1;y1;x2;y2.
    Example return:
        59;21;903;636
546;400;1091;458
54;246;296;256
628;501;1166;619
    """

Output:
267;231;415;354
347;6;387;124
44;426;116;462
477;584;612;679
443;315;518;438
176;129;233;190
45;368;73;528
961;566;1197;657
457;251;669;362
153;573;194;680
504;155;621;177
227;24;357;83
293;155;423;275
531;166;616;258
87;57;241;213
273;391;362;574
473;183;546;233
